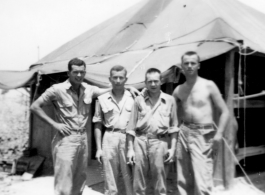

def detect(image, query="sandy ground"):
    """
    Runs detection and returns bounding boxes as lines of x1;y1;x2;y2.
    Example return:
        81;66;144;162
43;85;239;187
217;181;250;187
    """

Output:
1;171;264;195
0;174;104;195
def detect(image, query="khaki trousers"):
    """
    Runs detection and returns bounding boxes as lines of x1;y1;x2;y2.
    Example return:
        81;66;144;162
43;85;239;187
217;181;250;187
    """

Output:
133;136;168;195
102;131;133;195
177;124;215;195
52;133;88;195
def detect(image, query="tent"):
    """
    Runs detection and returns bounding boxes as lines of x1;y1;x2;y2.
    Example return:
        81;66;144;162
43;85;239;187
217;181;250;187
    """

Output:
1;0;265;89
1;0;265;187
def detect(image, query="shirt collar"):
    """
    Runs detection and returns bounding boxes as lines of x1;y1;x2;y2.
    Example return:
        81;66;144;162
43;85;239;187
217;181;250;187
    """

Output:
107;90;132;100
144;90;166;103
62;79;86;91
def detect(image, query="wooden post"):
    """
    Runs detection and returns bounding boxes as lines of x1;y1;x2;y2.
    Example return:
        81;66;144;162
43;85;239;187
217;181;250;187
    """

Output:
223;49;236;188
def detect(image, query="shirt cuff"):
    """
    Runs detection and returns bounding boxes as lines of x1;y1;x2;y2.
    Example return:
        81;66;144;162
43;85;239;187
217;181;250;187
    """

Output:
92;116;102;123
168;126;180;134
126;130;136;137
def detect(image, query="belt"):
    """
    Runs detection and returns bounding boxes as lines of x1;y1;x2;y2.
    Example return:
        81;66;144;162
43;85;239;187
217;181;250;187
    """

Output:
136;133;168;139
182;121;213;130
71;129;86;135
106;128;126;134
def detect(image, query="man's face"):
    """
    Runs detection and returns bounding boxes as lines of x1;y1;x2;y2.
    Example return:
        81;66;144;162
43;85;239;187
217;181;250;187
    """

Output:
145;72;161;94
68;65;86;85
109;70;127;90
181;54;200;75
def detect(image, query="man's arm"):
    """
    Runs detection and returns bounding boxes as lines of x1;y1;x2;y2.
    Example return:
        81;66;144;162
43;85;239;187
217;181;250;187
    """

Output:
165;96;179;163
30;97;71;136
164;132;177;163
209;81;230;151
172;85;182;125
126;134;135;165
94;123;103;164
126;99;139;165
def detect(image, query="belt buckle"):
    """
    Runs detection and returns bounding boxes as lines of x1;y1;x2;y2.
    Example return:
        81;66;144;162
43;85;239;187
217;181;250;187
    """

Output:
189;123;197;129
79;129;85;134
146;133;154;139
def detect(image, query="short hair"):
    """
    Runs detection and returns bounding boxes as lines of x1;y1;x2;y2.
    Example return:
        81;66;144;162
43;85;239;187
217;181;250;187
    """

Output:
181;51;200;63
110;65;127;77
68;58;86;71
145;68;162;81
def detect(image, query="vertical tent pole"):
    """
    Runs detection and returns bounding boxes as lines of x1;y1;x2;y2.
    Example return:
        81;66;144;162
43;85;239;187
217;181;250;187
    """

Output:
223;49;236;188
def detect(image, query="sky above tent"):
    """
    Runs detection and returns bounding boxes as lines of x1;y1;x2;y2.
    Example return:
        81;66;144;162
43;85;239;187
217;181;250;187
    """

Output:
0;0;264;71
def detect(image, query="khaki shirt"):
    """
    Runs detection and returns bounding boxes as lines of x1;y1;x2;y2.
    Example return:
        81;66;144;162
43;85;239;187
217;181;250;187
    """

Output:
93;90;134;130
127;91;179;136
41;79;100;130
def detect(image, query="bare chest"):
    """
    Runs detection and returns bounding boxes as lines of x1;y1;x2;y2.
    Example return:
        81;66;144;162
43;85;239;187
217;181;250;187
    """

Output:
178;86;210;108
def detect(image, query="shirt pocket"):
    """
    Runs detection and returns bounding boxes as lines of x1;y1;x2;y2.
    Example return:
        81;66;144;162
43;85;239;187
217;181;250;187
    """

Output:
102;107;116;125
158;110;171;128
81;97;92;115
57;99;76;118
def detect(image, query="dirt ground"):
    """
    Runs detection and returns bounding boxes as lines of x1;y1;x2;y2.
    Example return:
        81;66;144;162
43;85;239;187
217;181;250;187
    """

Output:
0;171;264;195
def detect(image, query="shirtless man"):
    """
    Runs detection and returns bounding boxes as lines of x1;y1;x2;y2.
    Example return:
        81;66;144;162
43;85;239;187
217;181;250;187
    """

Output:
172;51;229;195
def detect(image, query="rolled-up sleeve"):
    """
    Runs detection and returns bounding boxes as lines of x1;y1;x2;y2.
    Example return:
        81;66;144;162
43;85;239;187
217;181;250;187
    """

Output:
92;86;100;98
168;97;180;134
126;99;139;137
92;100;103;123
41;86;57;103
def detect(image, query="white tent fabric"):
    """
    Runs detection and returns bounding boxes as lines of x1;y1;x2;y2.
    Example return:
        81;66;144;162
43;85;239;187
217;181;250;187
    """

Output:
1;0;265;89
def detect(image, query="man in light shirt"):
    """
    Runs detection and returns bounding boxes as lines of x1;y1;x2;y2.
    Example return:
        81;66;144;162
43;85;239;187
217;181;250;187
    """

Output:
93;65;134;195
127;68;179;195
30;59;139;195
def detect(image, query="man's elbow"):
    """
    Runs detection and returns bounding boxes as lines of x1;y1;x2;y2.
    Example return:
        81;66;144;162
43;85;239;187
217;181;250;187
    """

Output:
30;102;39;114
222;106;230;120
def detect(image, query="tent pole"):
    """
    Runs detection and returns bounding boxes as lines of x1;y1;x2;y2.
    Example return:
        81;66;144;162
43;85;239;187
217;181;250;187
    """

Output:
28;72;40;149
223;49;236;188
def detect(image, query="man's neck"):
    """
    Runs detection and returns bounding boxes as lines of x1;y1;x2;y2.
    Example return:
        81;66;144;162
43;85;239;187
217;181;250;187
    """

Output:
70;82;81;95
112;88;125;97
148;91;161;105
112;88;125;104
185;74;199;86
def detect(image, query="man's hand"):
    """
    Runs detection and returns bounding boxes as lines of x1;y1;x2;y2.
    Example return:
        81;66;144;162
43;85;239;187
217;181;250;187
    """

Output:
53;123;71;136
212;132;222;155
96;149;103;164
140;88;148;97
127;149;136;165
164;148;175;163
126;86;140;98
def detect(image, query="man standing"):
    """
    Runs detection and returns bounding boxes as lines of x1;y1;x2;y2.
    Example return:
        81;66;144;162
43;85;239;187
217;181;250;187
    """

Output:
30;58;138;195
127;68;179;195
173;51;229;195
93;65;134;195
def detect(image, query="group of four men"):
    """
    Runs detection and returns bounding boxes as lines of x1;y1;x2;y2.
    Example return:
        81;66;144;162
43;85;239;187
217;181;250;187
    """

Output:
31;51;229;195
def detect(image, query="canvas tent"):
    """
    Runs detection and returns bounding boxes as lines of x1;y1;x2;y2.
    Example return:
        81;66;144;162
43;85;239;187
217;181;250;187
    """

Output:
1;0;265;89
1;0;265;188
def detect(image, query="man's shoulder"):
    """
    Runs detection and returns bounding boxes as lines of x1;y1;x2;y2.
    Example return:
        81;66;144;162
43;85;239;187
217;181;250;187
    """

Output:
172;83;183;97
97;92;110;101
81;82;96;89
161;92;175;103
199;77;215;85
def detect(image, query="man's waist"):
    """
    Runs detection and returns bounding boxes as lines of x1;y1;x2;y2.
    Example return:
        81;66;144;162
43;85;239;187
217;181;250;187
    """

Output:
106;128;126;134
70;128;86;135
182;121;214;130
136;132;168;139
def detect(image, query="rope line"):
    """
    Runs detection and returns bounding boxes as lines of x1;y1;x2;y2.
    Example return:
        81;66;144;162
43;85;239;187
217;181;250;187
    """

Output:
127;50;154;78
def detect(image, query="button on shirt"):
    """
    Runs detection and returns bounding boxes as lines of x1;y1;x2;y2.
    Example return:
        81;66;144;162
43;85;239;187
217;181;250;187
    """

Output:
93;90;134;131
127;91;179;136
41;79;100;130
